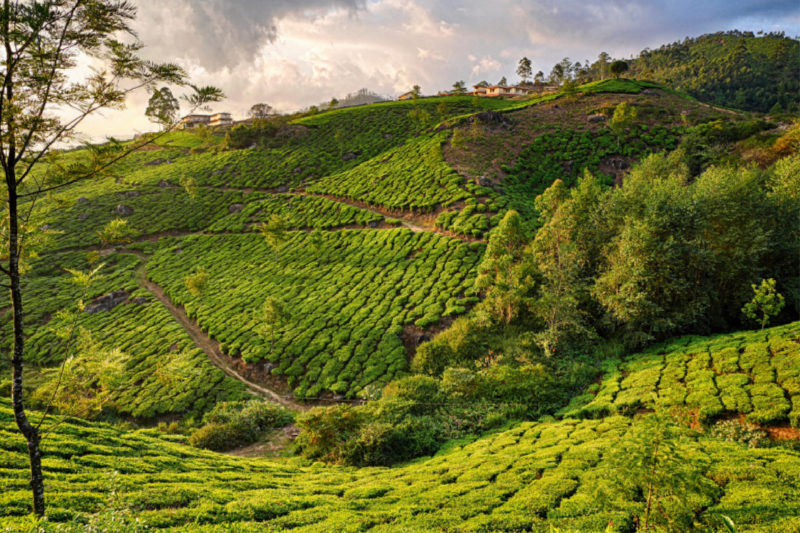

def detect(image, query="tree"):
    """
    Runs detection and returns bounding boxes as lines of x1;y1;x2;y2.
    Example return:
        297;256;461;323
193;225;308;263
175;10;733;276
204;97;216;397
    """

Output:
610;60;629;79
549;63;565;85
185;267;210;298
476;80;489;87
334;130;345;158
609;102;637;148
411;84;422;99
257;214;289;261
451;80;467;95
145;87;180;130
474;211;533;330
742;279;785;331
516;57;532;84
597;52;611;79
533;71;545;85
0;2;223;515
328;98;339;110
249;103;273;119
95;219;137;248
179;174;199;199
497;76;507;87
436;101;449;115
597;415;719;531
407;107;431;134
309;229;325;264
261;297;290;357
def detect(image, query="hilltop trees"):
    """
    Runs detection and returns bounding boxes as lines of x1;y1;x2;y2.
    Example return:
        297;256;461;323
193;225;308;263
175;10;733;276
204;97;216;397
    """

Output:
452;81;467;95
145;87;180;130
517;57;533;84
249;103;274;119
610;60;630;78
0;0;223;515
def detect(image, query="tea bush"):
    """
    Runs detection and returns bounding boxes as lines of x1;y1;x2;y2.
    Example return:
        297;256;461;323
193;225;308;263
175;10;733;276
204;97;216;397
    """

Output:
146;230;486;398
189;401;294;451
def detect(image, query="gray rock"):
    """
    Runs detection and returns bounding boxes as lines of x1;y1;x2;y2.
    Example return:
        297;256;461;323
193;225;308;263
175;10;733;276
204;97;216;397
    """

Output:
76;197;88;204
169;344;179;352
641;89;661;97
228;204;244;214
471;111;510;125
333;395;345;401
84;290;128;314
124;190;141;198
114;204;133;216
78;214;88;221
133;297;148;305
293;167;302;174
40;224;51;231
383;133;392;139
476;176;492;186
588;114;607;123
342;153;357;162
369;221;378;228
264;363;277;372
159;180;173;189
277;185;289;193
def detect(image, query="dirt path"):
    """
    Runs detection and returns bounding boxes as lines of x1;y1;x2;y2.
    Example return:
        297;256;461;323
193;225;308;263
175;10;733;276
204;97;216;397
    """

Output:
120;250;306;411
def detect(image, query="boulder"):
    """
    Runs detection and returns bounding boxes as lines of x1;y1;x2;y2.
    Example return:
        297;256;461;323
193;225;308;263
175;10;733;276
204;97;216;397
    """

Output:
476;176;492;187
276;185;289;193
228;204;244;214
588;114;607;123
333;395;345;401
169;344;179;352
124;190;141;198
369;221;378;228
133;297;148;305
158;180;173;189
144;158;166;166
342;153;357;162
114;204;133;216
471;111;510;125
40;224;51;231
293;167;302;174
264;362;277;373
84;290;129;314
78;214;88;221
76;197;88;204
383;133;392;139
641;89;661;97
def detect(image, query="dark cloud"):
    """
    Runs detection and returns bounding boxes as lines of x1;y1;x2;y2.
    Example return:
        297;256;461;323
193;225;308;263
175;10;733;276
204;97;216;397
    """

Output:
132;0;364;72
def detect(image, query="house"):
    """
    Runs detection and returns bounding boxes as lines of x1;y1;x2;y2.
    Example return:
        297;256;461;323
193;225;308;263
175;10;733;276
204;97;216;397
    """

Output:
437;91;453;97
473;85;535;97
398;91;417;100
180;114;211;129
210;112;233;127
180;112;233;129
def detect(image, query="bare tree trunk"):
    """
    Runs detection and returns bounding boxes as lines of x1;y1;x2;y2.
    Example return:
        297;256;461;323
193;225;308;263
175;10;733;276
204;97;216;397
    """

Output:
8;181;47;516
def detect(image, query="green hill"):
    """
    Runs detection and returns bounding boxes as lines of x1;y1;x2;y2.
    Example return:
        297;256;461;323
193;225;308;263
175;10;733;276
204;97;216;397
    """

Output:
1;324;799;532
632;32;800;113
2;73;799;532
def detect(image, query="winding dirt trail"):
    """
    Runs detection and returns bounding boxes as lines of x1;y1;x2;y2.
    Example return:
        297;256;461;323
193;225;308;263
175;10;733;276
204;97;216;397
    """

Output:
120;250;306;411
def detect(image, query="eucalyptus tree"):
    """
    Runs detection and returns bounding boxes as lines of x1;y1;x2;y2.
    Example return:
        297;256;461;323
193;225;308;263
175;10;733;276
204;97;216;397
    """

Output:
0;0;223;516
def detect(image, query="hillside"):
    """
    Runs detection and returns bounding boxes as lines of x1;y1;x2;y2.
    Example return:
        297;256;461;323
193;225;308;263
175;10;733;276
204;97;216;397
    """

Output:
1;323;799;532
631;32;800;113
2;73;799;532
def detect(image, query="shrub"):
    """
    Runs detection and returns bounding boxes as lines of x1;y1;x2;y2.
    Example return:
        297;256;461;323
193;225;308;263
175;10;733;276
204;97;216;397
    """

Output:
188;400;293;451
707;419;767;449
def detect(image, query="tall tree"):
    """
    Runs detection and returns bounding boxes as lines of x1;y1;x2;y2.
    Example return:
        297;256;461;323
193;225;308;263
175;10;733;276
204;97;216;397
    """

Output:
597;51;611;79
451;80;467;95
261;297;290;357
145;87;180;130
610;60;629;79
411;84;422;99
249;102;273;119
516;57;532;84
497;76;507;87
0;0;223;516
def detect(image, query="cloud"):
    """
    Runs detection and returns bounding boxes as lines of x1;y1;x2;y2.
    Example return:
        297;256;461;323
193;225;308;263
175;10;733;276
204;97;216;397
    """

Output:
75;0;799;139
131;0;365;72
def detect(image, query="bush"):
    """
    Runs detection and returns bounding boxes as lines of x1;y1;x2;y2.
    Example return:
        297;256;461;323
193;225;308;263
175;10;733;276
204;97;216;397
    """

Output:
188;401;293;451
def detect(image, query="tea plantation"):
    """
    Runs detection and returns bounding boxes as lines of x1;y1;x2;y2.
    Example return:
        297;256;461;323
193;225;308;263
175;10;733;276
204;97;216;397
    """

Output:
146;229;485;398
557;322;800;427
1;378;799;532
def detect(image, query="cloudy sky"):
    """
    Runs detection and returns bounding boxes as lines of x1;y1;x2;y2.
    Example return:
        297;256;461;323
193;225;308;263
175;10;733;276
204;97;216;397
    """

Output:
79;0;800;139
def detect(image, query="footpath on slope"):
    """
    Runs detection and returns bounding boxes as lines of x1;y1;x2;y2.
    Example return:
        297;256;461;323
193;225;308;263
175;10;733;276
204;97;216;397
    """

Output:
118;249;307;411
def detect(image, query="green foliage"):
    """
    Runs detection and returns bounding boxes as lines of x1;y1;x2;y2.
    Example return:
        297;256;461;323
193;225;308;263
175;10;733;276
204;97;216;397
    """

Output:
95;219;137;247
184;267;209;298
256;214;288;261
707;419;767;449
609;60;629;79
2;398;799;531
742;279;786;331
146;230;484;397
597;414;720;532
634;33;800;112
189;401;294;452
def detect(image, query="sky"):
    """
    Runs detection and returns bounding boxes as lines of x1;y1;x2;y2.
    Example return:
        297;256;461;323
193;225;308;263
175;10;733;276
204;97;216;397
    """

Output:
77;0;800;140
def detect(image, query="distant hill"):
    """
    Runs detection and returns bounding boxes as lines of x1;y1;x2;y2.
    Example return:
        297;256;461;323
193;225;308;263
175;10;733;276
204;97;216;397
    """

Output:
632;31;800;113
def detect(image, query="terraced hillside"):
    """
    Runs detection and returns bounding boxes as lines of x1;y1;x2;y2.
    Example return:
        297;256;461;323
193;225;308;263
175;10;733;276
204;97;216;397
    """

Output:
1;325;799;532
